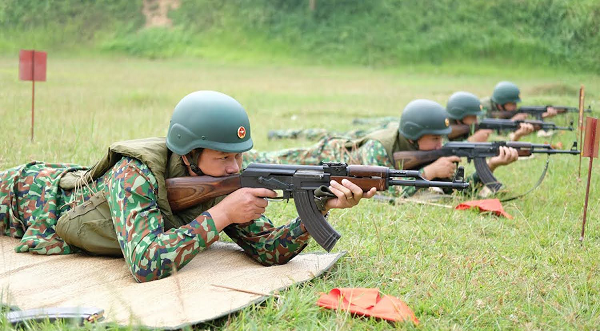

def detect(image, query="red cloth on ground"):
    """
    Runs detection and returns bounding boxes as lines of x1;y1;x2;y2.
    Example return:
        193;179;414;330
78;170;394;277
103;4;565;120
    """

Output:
455;198;513;219
316;288;419;324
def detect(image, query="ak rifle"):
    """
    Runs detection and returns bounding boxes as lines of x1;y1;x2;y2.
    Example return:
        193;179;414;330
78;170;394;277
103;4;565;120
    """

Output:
448;118;574;140
166;162;469;251
393;141;580;192
490;105;592;120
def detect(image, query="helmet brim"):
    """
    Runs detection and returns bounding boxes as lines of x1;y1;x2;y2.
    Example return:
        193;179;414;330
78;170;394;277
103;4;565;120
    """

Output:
168;138;254;155
430;126;453;137
448;110;483;120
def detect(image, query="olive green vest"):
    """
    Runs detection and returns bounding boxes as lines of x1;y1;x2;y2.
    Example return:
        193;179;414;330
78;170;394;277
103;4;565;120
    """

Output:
349;122;418;167
480;97;496;117
57;138;215;255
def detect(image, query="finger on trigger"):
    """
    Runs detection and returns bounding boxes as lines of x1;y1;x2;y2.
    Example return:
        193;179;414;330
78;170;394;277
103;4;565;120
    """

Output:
253;188;278;198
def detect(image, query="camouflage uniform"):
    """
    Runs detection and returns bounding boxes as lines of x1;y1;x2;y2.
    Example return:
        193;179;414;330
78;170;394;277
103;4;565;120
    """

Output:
480;97;514;119
480;96;495;117
245;136;393;167
0;139;310;283
267;119;397;141
268;128;369;141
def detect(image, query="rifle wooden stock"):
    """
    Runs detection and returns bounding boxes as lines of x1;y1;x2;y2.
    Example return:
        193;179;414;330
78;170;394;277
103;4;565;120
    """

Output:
392;150;445;170
345;164;392;177
166;175;242;212
448;124;472;141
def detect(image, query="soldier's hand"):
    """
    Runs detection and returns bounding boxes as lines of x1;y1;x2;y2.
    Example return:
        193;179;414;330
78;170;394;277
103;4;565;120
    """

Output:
488;146;519;171
423;156;461;180
468;129;493;142
512;123;535;141
323;179;376;213
511;113;529;121
208;188;278;231
542;106;558;118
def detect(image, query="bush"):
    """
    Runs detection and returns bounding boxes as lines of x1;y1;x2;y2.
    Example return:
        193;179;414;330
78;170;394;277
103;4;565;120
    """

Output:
1;0;598;73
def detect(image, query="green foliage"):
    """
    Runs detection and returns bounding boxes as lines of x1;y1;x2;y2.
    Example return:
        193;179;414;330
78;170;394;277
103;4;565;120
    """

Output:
0;0;143;52
101;27;195;59
1;0;599;70
173;0;600;72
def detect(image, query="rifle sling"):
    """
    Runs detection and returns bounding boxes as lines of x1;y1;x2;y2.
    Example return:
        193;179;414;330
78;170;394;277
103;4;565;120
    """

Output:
500;157;550;202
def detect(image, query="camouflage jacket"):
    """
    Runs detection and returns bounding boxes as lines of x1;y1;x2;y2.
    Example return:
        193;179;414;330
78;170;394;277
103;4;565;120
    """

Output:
0;138;311;283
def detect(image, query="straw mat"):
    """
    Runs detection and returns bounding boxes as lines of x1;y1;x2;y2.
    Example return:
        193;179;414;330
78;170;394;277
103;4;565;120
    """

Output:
0;237;343;329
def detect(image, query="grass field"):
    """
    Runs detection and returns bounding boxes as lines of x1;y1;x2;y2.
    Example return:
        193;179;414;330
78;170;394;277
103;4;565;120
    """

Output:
0;55;599;330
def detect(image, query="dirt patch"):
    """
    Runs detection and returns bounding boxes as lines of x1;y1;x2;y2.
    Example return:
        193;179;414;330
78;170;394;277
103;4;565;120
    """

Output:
142;0;181;28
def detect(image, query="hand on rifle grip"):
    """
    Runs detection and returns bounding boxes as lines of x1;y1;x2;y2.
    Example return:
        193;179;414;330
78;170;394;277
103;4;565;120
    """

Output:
511;113;529;121
513;123;534;141
207;188;278;231
423;156;461;180
543;107;558;118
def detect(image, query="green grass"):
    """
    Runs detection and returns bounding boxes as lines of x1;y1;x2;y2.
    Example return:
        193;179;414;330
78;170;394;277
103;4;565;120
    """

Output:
0;55;599;330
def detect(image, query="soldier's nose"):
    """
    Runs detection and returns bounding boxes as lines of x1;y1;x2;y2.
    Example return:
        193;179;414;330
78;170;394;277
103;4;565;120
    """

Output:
226;162;240;174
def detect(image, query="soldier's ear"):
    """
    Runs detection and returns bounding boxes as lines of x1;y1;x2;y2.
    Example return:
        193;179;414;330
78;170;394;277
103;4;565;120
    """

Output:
181;155;191;166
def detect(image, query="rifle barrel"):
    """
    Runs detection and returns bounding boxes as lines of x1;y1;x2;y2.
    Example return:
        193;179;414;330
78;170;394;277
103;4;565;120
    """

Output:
389;179;469;189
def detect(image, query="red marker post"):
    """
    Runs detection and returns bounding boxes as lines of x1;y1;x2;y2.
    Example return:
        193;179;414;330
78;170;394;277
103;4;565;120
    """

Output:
580;117;599;241
19;50;47;141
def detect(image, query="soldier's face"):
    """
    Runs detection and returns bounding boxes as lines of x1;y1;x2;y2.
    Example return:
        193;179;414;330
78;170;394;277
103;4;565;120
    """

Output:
196;148;243;177
501;102;517;111
417;135;444;151
461;115;478;125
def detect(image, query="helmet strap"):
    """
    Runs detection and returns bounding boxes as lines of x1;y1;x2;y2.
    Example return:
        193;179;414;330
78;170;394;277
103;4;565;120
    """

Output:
182;149;204;176
408;139;420;150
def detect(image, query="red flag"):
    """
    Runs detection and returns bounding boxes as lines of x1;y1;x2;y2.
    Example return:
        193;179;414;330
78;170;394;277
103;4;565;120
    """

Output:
316;288;419;324
19;50;47;82
455;198;513;219
582;117;599;158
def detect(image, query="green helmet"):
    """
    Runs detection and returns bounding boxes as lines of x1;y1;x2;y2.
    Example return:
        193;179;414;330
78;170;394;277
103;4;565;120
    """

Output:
399;99;452;140
491;81;521;105
446;91;483;120
166;91;253;155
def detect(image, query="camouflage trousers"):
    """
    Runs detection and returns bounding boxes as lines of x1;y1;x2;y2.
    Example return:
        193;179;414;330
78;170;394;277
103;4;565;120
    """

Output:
243;137;393;168
267;128;372;141
266;119;397;141
0;162;87;254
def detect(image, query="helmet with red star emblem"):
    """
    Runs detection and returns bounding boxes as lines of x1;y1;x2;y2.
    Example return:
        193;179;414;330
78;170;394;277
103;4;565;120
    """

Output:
167;91;253;155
